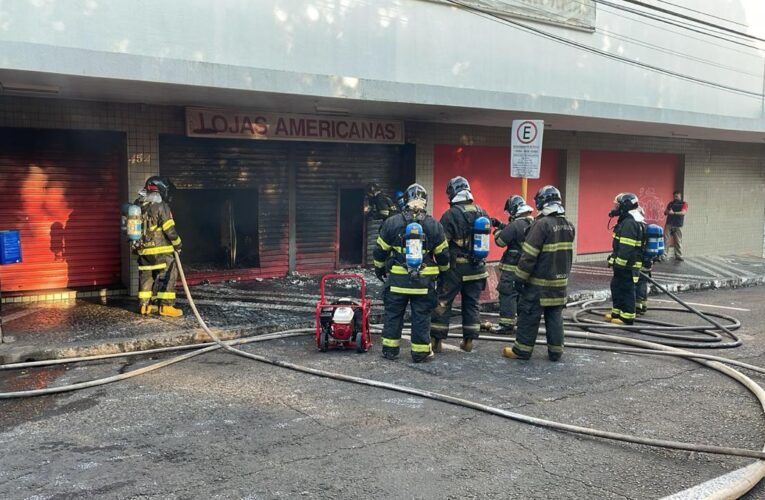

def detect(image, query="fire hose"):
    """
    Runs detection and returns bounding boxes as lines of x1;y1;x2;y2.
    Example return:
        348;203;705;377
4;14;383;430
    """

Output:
1;256;765;497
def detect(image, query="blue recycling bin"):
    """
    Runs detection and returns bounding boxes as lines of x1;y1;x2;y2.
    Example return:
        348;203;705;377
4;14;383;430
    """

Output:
0;230;22;265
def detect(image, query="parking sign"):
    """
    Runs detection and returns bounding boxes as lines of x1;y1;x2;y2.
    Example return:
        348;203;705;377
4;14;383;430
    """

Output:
510;120;544;179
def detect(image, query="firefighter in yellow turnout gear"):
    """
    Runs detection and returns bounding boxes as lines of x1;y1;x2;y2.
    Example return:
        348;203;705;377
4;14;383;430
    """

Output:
134;176;183;317
491;195;534;334
431;176;490;353
373;184;450;362
606;192;646;325
502;186;575;362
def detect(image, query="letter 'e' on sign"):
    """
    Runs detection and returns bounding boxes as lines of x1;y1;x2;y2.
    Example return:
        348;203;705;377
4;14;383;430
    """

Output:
510;119;544;179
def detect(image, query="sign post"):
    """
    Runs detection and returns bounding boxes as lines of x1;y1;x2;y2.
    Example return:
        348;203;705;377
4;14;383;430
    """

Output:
510;120;544;201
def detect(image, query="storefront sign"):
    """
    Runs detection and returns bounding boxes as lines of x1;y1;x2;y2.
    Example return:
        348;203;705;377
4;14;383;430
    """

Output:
510;119;544;179
186;108;404;144
429;0;596;31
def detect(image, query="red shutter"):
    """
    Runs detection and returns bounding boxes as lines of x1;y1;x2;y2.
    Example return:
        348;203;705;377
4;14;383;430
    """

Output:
433;145;561;261
0;129;123;292
577;151;681;254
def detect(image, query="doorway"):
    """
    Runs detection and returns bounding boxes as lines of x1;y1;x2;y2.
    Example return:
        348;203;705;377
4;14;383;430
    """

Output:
338;188;365;266
172;189;260;270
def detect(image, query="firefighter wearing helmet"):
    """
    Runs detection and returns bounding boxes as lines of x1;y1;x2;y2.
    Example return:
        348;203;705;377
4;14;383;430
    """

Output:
430;176;490;353
133;176;184;317
605;192;646;325
373;183;450;362
364;182;398;222
490;194;535;334
502;185;575;362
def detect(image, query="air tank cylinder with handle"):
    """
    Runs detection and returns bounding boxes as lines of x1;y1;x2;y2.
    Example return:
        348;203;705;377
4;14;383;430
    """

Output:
644;223;665;259
126;204;143;241
472;216;491;260
405;222;424;271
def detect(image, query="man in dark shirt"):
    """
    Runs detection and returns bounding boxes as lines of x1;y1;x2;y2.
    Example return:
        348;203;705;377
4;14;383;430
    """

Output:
663;191;688;262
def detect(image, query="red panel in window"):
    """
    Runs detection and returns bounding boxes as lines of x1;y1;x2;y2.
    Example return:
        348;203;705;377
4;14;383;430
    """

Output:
577;150;680;254
433;145;561;261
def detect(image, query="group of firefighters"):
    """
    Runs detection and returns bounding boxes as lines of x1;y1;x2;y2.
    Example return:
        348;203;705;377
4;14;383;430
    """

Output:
132;175;674;363
370;177;575;363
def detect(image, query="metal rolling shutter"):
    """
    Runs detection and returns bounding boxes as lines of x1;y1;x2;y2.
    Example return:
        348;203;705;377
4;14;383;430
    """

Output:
294;142;401;274
0;128;123;292
159;135;291;278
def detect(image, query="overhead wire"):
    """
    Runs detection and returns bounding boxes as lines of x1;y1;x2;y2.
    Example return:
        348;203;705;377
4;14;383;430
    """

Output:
619;0;765;44
654;0;748;27
521;0;764;57
443;0;763;98
594;0;763;49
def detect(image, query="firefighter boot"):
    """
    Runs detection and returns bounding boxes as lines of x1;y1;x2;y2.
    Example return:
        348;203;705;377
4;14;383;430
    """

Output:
460;338;473;352
382;346;400;361
604;313;613;321
139;303;158;315
502;347;527;360
159;305;184;317
491;324;515;335
431;337;443;354
412;349;434;363
610;317;625;325
480;320;494;331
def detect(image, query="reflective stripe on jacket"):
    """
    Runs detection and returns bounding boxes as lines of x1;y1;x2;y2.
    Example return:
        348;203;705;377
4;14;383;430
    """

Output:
608;215;645;271
373;212;450;294
514;213;575;307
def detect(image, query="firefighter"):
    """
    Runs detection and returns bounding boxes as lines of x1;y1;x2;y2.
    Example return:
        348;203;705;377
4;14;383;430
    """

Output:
502;186;575;361
605;193;646;325
431;176;489;353
490;195;535;334
373;183;450;362
364;182;398;221
134;176;184;317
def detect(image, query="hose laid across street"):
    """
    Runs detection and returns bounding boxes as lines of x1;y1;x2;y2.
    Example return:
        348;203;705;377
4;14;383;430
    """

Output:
2;254;765;497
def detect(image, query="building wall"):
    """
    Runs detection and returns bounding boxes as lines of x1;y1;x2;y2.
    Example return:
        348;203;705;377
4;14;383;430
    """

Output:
409;122;765;259
0;96;403;294
1;0;763;133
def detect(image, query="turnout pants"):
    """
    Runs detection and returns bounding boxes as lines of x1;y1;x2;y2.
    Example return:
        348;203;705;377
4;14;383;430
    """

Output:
138;253;178;306
431;270;485;340
610;267;637;324
512;284;564;360
636;264;652;314
381;288;436;362
497;270;520;328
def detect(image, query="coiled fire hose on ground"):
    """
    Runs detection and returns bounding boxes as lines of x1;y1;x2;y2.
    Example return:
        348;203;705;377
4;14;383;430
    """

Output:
2;255;765;497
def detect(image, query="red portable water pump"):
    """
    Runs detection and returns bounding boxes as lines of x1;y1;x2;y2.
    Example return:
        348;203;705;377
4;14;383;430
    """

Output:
315;274;372;353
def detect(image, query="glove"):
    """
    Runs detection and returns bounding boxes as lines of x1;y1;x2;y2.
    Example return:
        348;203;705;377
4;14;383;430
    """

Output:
490;217;505;230
606;255;613;268
375;267;387;282
514;279;526;294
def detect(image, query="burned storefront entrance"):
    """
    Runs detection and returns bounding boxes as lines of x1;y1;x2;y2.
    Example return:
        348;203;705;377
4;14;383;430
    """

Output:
338;187;365;266
160;120;409;283
159;135;289;281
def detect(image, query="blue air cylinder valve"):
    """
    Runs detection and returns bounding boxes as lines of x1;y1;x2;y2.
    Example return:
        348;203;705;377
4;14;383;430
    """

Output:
473;216;491;260
405;222;424;271
126;204;143;241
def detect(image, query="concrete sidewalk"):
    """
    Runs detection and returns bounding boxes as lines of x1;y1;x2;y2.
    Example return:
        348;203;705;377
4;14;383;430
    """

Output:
1;254;764;364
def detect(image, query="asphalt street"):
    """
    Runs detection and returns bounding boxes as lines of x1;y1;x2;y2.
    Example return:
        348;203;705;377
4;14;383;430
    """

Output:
2;286;765;499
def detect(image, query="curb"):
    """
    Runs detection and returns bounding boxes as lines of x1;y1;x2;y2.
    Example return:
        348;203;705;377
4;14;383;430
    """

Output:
0;321;313;365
